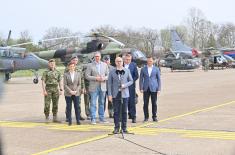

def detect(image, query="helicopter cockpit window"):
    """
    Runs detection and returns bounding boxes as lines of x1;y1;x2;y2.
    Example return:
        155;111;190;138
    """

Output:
1;50;13;57
133;51;145;58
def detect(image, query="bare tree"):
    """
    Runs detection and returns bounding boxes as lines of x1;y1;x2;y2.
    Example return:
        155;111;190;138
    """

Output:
186;7;206;48
43;27;80;49
140;27;159;56
90;25;117;36
217;23;235;47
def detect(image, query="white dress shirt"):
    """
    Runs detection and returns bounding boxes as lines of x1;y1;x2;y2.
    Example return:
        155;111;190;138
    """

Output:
95;61;101;74
124;63;129;69
70;71;75;83
147;65;153;77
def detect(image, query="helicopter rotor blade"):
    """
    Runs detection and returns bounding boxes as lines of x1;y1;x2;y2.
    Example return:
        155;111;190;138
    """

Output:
6;30;12;46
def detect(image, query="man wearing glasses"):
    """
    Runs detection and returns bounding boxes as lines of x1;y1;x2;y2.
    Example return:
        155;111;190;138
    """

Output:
108;57;133;134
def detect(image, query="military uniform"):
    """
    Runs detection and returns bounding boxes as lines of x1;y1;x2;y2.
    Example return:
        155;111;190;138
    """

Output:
82;64;91;119
41;68;62;119
204;58;210;71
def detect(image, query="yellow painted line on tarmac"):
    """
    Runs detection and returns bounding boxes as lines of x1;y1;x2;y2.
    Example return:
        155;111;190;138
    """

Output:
32;100;235;155
132;127;235;140
0;120;113;131
48;125;113;132
134;100;235;129
31;134;109;155
0;121;43;128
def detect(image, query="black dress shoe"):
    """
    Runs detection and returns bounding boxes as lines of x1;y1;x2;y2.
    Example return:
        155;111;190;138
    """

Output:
77;122;81;125
113;129;119;134
68;122;72;126
79;116;85;121
153;118;158;122
128;115;132;119
144;118;148;122
132;118;136;123
122;129;128;133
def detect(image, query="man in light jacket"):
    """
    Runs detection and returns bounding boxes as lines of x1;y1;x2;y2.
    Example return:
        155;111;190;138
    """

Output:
86;52;109;124
108;57;133;134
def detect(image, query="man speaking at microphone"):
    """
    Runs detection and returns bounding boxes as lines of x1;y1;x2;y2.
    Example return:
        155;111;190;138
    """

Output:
108;57;133;134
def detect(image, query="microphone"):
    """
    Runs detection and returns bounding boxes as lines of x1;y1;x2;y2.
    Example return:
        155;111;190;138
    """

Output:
116;69;125;90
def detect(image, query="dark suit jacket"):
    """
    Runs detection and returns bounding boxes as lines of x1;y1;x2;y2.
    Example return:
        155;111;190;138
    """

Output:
125;62;139;87
139;65;161;92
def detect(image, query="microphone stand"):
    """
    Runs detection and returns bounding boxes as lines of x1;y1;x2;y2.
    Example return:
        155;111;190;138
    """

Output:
118;73;124;139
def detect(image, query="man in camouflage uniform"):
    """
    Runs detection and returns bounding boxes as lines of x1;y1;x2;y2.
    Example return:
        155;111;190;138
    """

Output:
64;56;86;121
204;57;210;71
82;64;91;120
41;59;63;123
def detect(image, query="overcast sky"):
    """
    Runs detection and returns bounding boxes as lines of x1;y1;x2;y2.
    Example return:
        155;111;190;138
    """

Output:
1;0;235;41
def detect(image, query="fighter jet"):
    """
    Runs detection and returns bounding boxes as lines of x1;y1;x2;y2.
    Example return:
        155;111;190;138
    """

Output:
0;31;48;83
160;30;201;71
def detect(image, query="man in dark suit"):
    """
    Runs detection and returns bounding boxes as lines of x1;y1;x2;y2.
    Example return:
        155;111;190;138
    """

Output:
123;53;139;123
139;56;161;122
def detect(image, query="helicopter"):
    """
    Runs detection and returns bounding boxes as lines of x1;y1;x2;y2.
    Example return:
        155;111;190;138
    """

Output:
0;31;48;83
202;47;229;69
34;33;147;67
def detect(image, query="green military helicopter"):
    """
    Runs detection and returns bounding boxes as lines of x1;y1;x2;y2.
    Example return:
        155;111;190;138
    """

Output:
34;33;147;66
0;31;48;83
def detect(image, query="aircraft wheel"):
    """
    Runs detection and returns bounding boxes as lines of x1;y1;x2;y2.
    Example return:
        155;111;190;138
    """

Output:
33;78;39;84
5;73;11;81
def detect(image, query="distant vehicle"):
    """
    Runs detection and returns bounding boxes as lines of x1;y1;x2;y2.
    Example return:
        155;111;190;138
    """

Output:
0;31;48;83
202;48;228;69
220;48;235;59
222;54;235;68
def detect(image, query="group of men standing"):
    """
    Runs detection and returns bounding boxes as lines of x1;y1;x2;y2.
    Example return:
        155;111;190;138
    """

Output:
41;51;161;133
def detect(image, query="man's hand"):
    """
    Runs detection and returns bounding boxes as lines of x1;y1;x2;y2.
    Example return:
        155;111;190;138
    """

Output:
96;76;102;81
108;96;112;102
140;90;144;93
157;91;160;95
70;91;76;95
121;84;125;89
43;90;48;96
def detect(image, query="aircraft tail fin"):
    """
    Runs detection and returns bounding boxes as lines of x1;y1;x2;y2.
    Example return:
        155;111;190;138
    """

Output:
171;30;191;51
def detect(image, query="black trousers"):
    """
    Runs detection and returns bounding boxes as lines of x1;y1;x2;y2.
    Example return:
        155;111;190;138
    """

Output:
113;92;128;130
65;95;80;124
128;84;136;119
143;88;157;119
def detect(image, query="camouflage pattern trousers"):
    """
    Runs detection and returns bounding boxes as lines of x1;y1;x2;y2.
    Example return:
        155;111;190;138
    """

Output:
44;86;59;117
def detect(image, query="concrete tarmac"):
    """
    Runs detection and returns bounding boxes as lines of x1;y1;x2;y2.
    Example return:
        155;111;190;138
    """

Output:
1;68;235;155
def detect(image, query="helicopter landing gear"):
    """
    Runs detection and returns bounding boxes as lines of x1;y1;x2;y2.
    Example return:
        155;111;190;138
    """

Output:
5;73;11;81
33;71;39;84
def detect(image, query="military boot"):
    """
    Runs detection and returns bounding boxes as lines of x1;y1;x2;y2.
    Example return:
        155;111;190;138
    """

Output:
53;115;61;123
45;115;49;123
